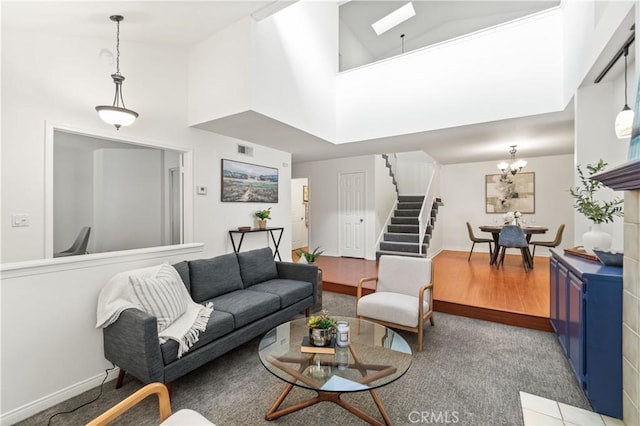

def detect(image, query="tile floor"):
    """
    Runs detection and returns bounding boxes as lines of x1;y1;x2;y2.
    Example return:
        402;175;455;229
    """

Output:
520;392;625;426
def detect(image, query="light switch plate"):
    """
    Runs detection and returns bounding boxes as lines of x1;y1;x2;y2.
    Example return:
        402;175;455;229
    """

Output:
196;186;207;195
11;214;29;227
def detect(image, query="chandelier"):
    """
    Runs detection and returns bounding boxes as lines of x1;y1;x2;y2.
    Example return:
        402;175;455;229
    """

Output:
95;15;139;130
497;145;527;176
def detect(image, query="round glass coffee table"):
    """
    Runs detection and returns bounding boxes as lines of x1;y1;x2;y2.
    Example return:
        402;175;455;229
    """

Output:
258;316;412;425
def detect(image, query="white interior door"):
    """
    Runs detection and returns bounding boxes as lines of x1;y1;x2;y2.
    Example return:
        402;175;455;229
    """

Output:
339;172;365;258
291;178;308;250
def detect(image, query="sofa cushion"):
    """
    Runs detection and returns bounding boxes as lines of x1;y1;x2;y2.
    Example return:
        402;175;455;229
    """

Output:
129;265;188;333
189;254;243;302
172;261;191;292
161;309;235;365
248;279;313;308
213;290;280;328
237;247;278;288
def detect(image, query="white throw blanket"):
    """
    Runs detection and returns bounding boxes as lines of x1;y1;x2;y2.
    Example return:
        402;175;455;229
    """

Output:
96;264;214;358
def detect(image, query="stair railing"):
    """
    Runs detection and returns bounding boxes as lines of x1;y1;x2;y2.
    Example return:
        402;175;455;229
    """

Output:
418;167;440;255
375;199;398;252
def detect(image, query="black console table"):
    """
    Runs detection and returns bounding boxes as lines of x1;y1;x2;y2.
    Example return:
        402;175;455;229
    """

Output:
229;227;284;261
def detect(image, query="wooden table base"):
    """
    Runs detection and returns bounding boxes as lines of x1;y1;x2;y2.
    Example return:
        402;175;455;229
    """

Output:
265;382;391;425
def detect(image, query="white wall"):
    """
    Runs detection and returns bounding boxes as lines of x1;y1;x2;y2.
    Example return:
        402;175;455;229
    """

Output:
338;17;375;71
336;9;564;143
189;2;339;143
53;138;94;254
395;151;436;195
293;155;377;260
93;149;163;253
440;154;575;255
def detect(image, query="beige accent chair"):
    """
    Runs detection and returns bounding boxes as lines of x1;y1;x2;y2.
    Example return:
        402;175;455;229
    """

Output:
356;255;434;352
87;382;214;425
466;222;493;262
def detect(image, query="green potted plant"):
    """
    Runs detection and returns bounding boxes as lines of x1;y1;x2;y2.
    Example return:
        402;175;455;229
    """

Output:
255;207;272;229
295;246;323;264
306;309;336;346
569;159;623;253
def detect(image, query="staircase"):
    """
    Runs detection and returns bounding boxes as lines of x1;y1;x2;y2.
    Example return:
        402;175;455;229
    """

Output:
376;195;444;260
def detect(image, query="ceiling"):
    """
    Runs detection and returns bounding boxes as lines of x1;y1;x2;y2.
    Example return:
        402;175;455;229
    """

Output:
2;1;634;165
339;1;559;69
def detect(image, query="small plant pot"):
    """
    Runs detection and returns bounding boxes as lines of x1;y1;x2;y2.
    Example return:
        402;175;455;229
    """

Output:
309;328;332;346
257;219;267;229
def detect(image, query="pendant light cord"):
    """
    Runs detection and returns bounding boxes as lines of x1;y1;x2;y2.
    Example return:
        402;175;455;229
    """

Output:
623;47;628;106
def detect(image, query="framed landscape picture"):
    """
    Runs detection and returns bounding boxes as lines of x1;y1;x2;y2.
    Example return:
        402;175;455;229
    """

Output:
221;159;278;203
485;172;535;213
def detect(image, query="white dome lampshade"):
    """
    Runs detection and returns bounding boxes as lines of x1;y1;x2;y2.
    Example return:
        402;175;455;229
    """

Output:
615;105;634;139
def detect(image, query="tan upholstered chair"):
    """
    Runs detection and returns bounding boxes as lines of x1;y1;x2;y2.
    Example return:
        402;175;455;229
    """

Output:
530;224;565;257
466;222;493;262
356;255;434;352
86;382;214;426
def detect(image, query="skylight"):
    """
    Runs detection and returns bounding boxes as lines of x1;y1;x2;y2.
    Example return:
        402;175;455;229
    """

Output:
371;2;416;36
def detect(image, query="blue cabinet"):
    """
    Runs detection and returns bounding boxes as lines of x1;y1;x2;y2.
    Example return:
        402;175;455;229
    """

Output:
549;249;623;418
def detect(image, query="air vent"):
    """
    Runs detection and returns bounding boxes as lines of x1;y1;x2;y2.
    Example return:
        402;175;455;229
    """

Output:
237;144;253;156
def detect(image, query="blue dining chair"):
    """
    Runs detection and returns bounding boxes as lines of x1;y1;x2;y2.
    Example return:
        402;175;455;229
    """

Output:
497;225;530;271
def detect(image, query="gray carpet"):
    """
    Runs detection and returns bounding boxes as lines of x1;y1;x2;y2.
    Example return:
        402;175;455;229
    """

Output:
19;292;589;426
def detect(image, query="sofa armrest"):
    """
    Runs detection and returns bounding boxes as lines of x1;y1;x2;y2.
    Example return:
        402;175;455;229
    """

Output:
276;262;318;304
103;308;165;384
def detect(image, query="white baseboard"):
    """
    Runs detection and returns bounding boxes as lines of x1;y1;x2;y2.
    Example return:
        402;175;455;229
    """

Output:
0;368;120;425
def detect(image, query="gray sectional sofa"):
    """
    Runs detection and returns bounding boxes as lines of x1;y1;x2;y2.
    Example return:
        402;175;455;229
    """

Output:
103;247;318;386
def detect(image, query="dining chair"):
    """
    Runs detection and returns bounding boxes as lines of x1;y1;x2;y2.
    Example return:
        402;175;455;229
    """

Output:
530;224;565;257
466;222;494;262
497;225;530;271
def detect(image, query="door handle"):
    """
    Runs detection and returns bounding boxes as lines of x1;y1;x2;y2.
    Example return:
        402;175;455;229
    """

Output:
360;218;364;222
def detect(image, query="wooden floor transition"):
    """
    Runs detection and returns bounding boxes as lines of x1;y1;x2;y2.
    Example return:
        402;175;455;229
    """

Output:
306;249;551;332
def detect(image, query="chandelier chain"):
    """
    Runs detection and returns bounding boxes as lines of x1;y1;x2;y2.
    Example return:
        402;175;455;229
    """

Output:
115;19;120;75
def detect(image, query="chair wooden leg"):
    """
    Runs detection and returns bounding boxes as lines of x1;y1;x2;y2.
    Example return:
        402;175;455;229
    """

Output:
115;369;125;389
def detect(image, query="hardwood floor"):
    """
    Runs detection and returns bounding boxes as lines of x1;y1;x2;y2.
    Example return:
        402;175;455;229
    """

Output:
305;250;552;332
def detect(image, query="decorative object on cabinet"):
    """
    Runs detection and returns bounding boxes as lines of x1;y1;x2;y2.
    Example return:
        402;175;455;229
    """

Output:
569;160;623;253
95;15;139;130
221;159;278;202
549;249;622;419
592;249;624;266
485;172;534;213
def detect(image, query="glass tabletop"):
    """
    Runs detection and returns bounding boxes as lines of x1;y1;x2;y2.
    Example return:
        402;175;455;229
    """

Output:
258;316;412;393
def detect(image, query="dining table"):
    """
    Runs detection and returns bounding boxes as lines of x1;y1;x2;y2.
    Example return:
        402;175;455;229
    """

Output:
479;224;548;268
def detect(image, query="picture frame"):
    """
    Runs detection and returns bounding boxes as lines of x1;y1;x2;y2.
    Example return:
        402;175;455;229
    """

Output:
485;172;535;213
221;159;279;203
303;185;309;202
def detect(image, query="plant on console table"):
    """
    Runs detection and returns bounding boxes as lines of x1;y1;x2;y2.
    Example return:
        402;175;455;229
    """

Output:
255;207;272;230
569;159;623;254
307;309;336;346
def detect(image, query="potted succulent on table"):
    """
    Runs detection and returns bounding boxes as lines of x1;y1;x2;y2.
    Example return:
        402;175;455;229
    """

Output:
255;207;272;229
569;159;623;254
307;309;337;346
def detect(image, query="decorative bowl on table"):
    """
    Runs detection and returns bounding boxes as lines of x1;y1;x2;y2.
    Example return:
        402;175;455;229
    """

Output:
237;226;251;231
592;249;623;267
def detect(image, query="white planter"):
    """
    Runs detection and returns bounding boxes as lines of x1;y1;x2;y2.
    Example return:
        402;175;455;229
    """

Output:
582;223;612;254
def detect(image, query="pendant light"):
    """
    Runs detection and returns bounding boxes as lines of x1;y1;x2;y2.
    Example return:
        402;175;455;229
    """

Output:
614;46;634;139
497;145;527;176
95;15;138;130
